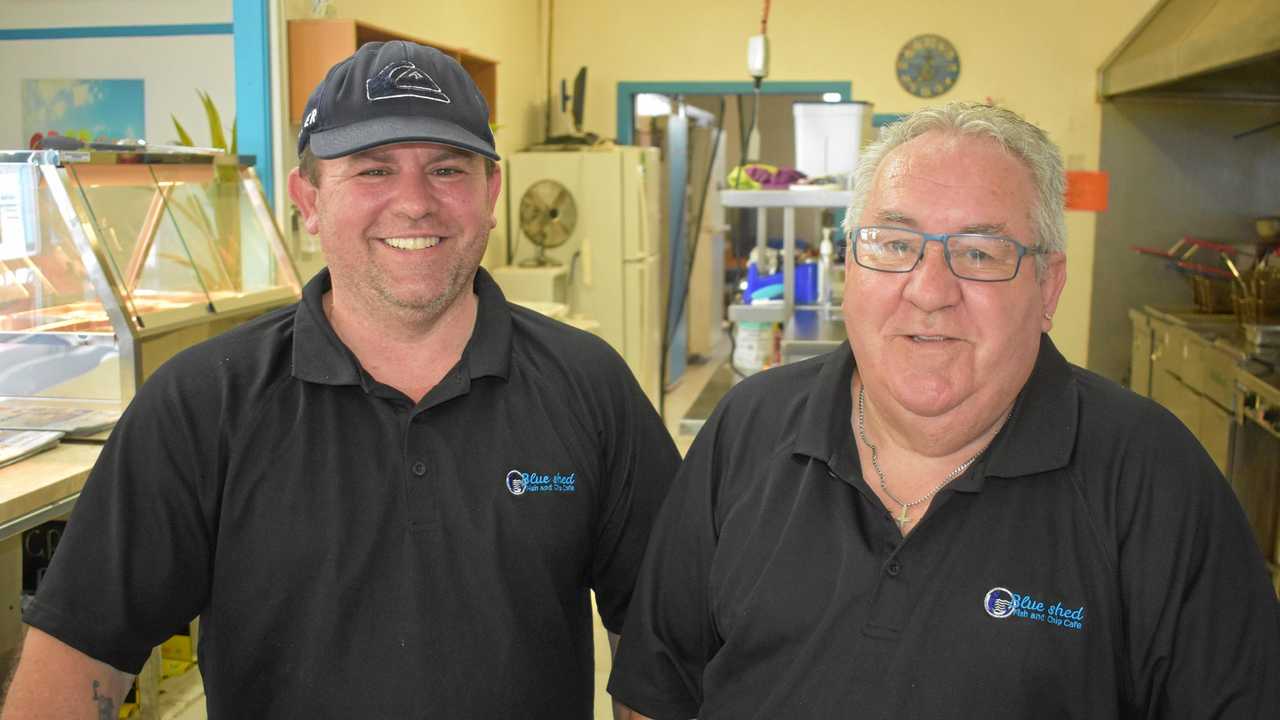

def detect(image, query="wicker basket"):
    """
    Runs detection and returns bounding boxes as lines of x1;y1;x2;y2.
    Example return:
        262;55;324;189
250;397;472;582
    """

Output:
1232;265;1280;326
1189;274;1234;314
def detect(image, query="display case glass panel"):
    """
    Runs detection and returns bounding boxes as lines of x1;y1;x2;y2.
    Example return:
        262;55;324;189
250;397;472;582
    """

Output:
0;150;301;408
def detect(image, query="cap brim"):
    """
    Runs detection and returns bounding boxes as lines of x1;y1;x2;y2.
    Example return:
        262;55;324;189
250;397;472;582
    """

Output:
309;115;500;161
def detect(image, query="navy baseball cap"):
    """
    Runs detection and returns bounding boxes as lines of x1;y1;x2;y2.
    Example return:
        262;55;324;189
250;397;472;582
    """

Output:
297;40;499;161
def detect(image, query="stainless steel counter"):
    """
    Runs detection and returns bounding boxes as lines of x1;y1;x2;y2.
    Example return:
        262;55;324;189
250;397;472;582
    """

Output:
1131;305;1280;586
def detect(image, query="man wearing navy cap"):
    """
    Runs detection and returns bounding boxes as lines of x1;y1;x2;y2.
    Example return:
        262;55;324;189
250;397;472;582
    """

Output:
4;41;678;718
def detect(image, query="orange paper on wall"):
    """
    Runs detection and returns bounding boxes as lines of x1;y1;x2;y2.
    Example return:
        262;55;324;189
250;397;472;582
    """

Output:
1066;170;1109;212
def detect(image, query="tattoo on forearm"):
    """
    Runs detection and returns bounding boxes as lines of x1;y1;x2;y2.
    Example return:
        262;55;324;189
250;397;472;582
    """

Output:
91;680;115;720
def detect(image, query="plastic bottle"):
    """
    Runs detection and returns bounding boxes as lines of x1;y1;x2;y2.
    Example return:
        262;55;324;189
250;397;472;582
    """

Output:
818;227;834;305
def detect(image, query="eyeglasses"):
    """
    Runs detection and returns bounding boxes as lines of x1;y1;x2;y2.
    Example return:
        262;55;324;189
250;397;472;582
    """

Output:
849;226;1048;282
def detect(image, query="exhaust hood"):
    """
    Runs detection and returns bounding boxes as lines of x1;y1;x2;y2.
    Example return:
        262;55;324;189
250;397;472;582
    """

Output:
1099;0;1280;101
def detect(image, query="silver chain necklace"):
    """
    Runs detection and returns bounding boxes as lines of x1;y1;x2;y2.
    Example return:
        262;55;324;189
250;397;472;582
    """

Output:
856;384;993;532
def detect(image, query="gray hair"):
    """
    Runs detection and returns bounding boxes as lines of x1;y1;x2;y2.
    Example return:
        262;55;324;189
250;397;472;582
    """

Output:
845;102;1066;273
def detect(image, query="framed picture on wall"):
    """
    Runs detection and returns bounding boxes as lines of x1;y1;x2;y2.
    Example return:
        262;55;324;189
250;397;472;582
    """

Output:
22;79;145;149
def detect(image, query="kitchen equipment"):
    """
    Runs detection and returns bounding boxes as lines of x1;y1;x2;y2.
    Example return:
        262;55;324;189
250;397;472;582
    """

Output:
516;179;577;267
506;147;663;406
1232;369;1280;579
1132;236;1241;313
1232;256;1280;326
1144;308;1243;474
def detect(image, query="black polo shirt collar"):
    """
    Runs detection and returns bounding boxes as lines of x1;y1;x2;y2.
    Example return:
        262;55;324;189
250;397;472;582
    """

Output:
793;334;1077;490
291;267;513;389
791;341;858;480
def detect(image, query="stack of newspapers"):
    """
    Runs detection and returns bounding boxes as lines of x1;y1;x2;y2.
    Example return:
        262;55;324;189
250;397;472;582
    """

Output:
0;405;121;437
0;404;122;468
0;430;65;469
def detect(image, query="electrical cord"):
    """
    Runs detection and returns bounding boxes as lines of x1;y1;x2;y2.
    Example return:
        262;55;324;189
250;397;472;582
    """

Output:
727;0;773;379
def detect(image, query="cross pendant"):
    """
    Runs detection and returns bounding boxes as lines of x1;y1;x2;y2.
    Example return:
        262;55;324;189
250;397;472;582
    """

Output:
895;505;912;531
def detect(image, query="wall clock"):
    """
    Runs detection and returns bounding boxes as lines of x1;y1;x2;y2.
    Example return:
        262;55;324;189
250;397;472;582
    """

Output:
896;34;960;98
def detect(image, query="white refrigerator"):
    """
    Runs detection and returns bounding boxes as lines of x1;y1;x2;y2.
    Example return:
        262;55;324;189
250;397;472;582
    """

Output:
505;147;664;407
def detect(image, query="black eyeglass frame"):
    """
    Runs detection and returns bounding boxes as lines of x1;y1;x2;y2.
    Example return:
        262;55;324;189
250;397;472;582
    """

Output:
848;225;1050;282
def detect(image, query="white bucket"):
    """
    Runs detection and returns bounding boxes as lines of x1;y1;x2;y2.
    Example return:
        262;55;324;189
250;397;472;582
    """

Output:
793;101;873;178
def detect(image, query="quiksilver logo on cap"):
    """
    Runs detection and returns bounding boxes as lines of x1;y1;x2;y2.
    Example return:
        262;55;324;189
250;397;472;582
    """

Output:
366;61;451;104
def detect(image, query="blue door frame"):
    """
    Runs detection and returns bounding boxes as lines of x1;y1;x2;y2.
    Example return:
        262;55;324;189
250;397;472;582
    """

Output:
616;81;853;145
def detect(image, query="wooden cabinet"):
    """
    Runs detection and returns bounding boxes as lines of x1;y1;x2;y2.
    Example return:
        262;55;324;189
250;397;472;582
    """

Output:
287;19;497;126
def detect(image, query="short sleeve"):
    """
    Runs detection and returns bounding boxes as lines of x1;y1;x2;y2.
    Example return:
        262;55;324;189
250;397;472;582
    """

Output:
607;403;724;719
587;357;681;634
22;360;220;674
1117;404;1280;717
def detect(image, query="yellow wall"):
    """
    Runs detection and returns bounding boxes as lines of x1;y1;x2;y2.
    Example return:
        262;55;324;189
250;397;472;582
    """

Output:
295;0;550;269
550;0;1160;366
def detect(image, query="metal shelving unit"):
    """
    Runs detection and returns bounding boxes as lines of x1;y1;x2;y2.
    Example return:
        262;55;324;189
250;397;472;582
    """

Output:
722;189;851;323
722;190;851;363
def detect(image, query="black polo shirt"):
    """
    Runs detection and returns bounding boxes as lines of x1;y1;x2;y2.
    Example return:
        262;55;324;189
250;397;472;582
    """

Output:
27;268;679;718
609;336;1280;719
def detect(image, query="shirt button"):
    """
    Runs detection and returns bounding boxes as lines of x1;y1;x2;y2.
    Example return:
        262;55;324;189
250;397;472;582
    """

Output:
411;461;427;476
886;561;902;577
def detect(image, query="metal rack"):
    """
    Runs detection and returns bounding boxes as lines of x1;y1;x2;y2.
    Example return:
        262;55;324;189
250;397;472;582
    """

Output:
722;189;851;321
721;189;852;362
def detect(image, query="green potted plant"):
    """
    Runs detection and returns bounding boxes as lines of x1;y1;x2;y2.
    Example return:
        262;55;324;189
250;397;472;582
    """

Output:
171;91;242;286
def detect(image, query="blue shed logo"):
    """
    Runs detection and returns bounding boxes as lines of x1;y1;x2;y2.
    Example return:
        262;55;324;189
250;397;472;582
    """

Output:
983;586;1086;631
984;587;1016;618
504;469;576;495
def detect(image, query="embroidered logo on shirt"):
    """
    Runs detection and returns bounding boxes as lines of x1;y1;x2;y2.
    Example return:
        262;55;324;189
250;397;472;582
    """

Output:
983;587;1016;618
505;470;527;495
505;469;576;495
984;586;1085;631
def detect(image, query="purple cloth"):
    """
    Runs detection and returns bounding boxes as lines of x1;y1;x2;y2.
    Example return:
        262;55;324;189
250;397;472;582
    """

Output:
744;165;806;189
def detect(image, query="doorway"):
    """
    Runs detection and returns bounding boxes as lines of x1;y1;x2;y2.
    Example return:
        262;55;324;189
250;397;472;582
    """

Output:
618;81;853;387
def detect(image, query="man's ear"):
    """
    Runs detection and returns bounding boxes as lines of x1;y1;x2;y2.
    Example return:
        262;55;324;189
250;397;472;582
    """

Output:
287;168;321;236
1039;252;1068;332
486;161;503;223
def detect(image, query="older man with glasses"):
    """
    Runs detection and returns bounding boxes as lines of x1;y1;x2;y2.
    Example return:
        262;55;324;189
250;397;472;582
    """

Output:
608;102;1279;719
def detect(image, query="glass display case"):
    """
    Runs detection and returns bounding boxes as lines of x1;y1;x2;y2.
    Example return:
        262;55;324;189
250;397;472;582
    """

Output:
0;149;302;410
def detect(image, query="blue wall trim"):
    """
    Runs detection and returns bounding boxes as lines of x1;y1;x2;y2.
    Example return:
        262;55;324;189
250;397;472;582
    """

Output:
873;113;908;127
616;81;852;144
233;0;272;207
0;24;233;41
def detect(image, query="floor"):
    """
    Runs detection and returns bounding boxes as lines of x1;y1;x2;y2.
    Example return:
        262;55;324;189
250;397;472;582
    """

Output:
156;341;732;720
